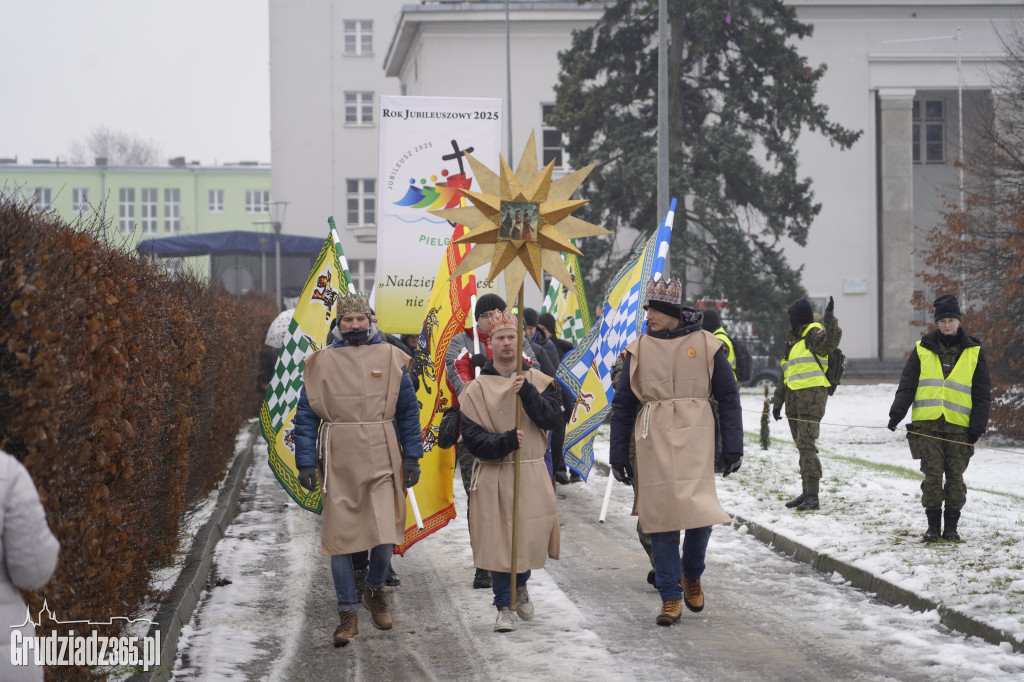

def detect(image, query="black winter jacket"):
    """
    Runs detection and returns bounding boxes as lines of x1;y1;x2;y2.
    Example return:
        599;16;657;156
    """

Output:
459;362;563;461
888;328;991;442
609;308;743;465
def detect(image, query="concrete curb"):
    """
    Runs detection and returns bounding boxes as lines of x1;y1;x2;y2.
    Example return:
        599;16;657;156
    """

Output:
134;423;258;681
732;513;1023;654
591;459;1021;653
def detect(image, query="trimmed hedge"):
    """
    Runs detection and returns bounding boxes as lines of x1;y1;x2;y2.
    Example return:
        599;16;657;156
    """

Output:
0;198;277;675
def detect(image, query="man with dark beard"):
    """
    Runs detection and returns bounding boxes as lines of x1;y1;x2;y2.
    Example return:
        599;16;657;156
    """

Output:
887;294;991;542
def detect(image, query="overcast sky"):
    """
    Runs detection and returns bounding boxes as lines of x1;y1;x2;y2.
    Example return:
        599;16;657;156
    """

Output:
1;0;270;166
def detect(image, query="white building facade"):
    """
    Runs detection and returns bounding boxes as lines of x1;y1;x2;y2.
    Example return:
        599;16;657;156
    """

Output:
269;0;1020;359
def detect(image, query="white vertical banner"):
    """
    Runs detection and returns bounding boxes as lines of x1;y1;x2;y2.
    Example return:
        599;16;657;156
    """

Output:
376;96;503;334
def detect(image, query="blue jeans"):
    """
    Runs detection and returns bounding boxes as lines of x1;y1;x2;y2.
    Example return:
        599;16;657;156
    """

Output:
490;570;531;610
331;544;393;613
649;526;713;601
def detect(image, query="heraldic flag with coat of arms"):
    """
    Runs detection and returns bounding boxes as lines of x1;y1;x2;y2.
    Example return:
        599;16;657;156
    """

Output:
555;199;676;480
261;218;354;513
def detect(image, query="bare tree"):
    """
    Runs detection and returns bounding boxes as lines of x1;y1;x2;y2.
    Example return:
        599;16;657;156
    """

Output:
69;125;162;166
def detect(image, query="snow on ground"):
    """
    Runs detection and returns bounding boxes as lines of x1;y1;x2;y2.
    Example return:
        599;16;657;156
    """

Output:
167;388;1024;679
594;383;1024;648
173;435;320;680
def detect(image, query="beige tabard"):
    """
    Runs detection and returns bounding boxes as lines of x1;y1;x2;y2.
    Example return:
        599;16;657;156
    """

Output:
303;343;410;556
459;369;560;572
625;330;732;533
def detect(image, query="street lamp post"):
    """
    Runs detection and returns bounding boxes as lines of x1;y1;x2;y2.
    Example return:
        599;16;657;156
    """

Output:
258;234;268;293
270;201;289;311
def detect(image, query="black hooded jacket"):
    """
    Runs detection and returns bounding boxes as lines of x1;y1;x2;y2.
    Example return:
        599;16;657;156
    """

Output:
458;361;563;461
888;328;991;441
609;307;743;463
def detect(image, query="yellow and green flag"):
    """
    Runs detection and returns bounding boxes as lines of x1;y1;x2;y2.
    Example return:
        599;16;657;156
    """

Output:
260;218;354;513
541;250;590;346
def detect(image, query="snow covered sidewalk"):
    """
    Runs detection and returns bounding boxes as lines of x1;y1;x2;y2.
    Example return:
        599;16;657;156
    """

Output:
596;383;1024;653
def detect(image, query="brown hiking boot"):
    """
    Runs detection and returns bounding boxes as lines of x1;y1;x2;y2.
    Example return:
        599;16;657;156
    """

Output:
362;586;393;630
333;611;358;647
656;600;682;625
682;577;704;613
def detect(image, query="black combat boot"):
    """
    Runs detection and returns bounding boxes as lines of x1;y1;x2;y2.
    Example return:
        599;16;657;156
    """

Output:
795;494;819;511
473;567;492;589
942;509;962;542
785;486;807;509
922;508;942;542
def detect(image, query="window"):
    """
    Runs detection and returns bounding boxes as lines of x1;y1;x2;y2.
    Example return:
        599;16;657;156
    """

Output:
913;100;945;164
343;20;372;56
245;189;269;213
164;188;181;233
72;188;89;213
349;259;376;292
345;91;374;125
209;189;224;213
29;187;51;213
541;104;566;168
346;179;376;226
140;188;158;234
119;188;136;234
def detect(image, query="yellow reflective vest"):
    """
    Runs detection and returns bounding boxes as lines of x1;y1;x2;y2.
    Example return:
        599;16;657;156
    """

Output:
712;327;737;382
911;341;979;426
781;322;830;390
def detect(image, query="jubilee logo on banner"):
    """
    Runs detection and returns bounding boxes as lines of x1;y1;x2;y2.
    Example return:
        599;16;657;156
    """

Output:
376;96;503;334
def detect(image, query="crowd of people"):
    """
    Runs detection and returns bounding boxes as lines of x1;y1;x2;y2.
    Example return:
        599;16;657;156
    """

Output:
289;283;990;644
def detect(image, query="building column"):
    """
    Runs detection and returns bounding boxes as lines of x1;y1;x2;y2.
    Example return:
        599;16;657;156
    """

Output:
877;89;918;361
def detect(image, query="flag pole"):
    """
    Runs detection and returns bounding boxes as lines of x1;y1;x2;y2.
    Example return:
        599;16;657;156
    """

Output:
510;283;524;612
407;488;425;530
599;470;615;523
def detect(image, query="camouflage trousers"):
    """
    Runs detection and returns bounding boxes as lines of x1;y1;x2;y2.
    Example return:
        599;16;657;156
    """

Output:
909;428;973;511
784;387;828;495
455;441;475;498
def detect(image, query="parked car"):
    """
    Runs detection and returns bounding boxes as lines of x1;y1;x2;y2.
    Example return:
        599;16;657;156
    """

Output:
745;355;780;390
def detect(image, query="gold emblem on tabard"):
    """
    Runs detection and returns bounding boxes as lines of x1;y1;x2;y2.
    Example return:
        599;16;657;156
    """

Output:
371;370;383;377
686;347;697;358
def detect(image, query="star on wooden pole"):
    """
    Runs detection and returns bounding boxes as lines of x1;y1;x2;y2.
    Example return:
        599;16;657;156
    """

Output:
430;131;609;297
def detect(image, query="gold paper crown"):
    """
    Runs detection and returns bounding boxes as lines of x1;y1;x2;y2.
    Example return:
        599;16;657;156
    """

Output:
336;290;372;316
643;276;682;307
485;307;519;335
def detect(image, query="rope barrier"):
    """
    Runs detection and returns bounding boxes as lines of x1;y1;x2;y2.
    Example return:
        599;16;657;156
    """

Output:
742;407;1024;455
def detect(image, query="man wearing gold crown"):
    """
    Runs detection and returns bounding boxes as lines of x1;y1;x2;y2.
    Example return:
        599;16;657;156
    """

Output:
292;290;423;647
609;276;743;626
457;308;562;633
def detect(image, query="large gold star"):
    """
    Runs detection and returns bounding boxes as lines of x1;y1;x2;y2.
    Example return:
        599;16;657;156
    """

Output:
430;131;609;296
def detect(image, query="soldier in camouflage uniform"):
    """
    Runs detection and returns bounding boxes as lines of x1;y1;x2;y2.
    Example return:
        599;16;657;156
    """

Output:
887;294;990;542
771;297;842;511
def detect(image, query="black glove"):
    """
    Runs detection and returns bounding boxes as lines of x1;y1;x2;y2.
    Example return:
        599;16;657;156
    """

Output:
825;296;834;315
470;353;488;369
402;458;421;488
611;462;633;486
298;466;318;492
772;406;782;422
721;452;742;477
967;432;981;445
887;419;898;432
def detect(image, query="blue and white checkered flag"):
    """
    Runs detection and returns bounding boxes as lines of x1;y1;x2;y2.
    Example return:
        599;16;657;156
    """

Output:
555;199;676;479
